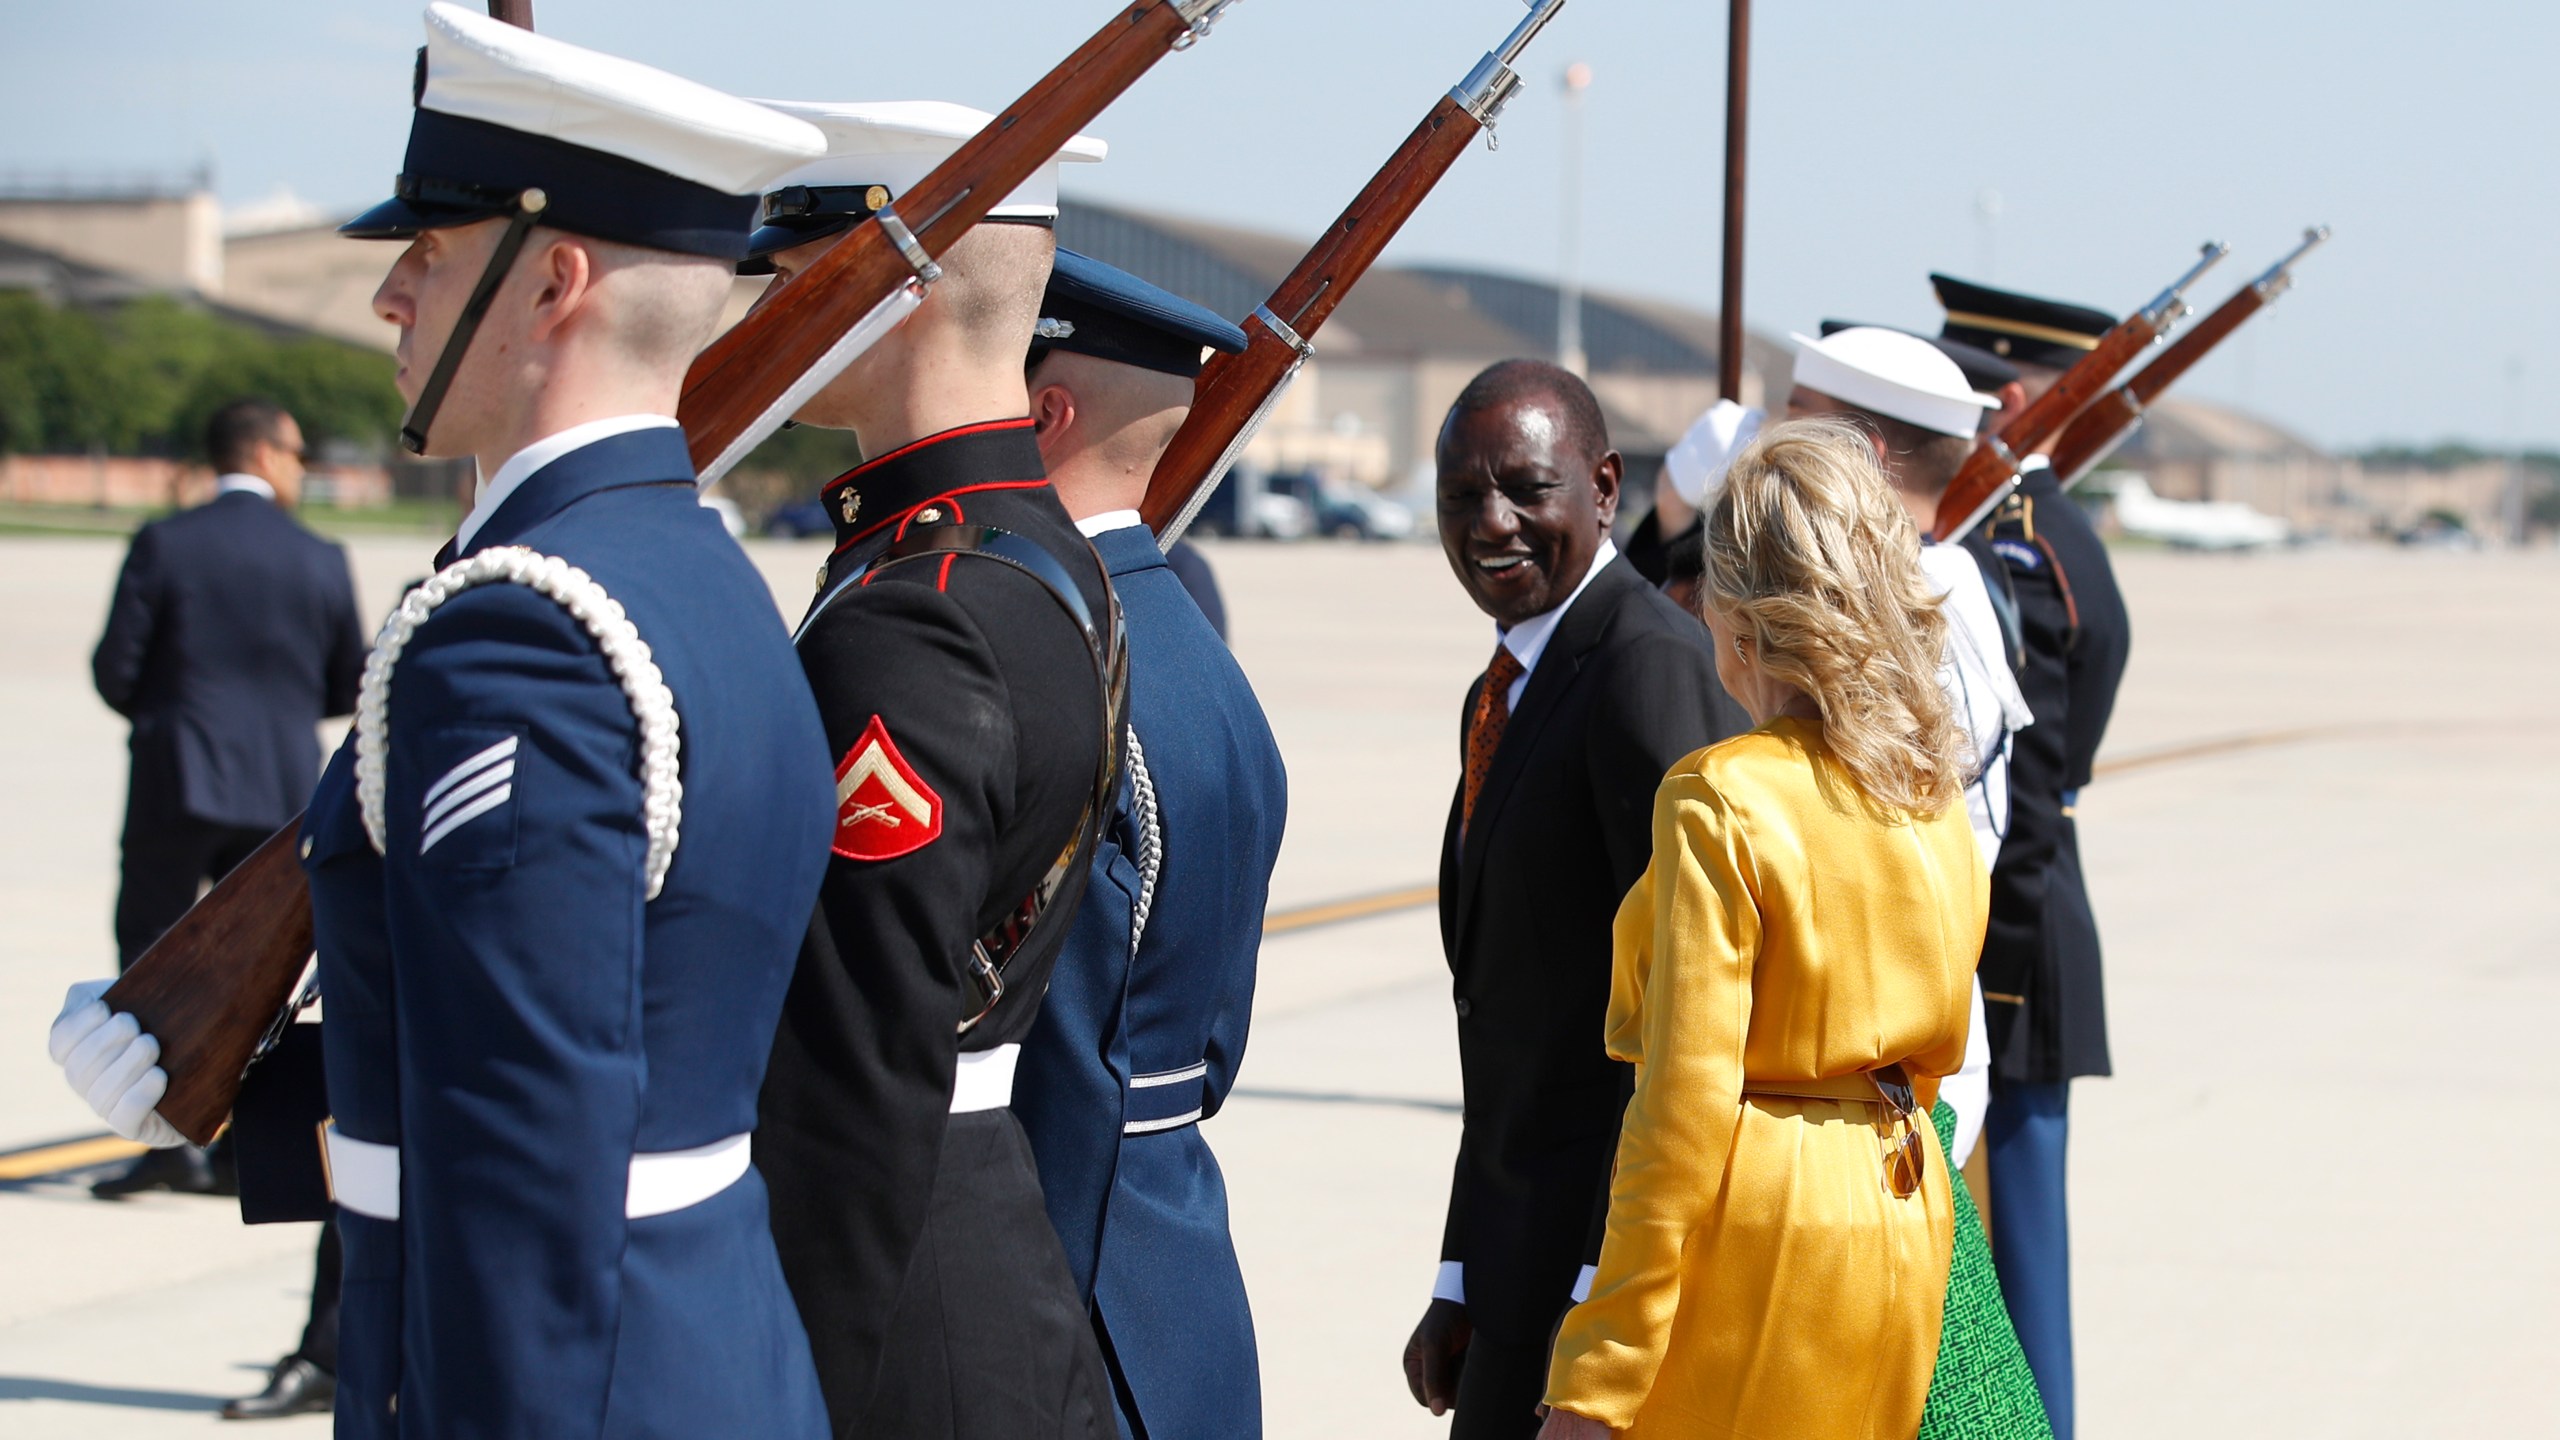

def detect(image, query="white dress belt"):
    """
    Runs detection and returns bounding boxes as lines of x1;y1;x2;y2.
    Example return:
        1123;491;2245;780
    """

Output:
950;1043;1019;1114
322;1123;752;1222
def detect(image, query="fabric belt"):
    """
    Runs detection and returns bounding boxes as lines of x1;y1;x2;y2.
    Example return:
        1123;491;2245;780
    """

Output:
321;1123;752;1223
951;1043;1019;1114
1124;1059;1208;1135
1741;1064;1917;1113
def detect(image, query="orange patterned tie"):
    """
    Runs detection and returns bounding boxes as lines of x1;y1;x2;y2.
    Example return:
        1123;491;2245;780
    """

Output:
1463;644;1526;833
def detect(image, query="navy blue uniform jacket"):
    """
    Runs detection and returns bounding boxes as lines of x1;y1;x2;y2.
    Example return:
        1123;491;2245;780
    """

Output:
1016;522;1287;1439
93;487;366;828
301;428;834;1439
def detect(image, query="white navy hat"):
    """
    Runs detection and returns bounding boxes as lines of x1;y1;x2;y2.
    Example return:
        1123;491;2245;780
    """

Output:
741;100;1106;269
1662;399;1763;507
342;3;825;260
1789;326;1998;438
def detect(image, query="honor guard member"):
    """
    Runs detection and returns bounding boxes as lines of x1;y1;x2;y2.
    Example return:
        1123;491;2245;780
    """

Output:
50;7;841;1435
740;103;1121;1440
1009;252;1287;1440
1936;274;2136;1440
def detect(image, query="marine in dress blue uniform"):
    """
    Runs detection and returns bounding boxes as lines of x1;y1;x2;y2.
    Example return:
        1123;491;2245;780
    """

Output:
304;10;834;1434
738;104;1121;1440
1938;274;2136;1440
1008;252;1288;1439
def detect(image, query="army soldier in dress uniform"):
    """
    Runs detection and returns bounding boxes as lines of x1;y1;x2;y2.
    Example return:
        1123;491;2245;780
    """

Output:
51;7;839;1435
1935;274;2136;1440
740;104;1119;1440
1008;252;1287;1440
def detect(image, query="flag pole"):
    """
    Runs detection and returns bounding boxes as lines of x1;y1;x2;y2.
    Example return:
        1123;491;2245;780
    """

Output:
1718;0;1749;403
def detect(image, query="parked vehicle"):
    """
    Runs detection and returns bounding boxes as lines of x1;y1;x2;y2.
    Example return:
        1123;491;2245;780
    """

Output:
1184;469;1315;540
1263;470;1416;541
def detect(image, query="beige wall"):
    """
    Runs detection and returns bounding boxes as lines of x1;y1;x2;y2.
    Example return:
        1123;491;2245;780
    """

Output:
0;193;222;294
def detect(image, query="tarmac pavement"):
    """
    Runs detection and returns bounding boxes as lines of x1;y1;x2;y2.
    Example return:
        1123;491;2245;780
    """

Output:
2;531;2554;1435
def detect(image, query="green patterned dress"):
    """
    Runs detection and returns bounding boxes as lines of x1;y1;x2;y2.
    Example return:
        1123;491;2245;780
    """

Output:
1918;1100;2053;1439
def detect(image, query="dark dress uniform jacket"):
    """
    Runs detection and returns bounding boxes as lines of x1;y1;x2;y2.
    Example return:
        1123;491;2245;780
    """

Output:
300;428;836;1439
758;419;1115;1440
93;487;365;829
1979;462;2132;1082
1015;522;1288;1440
1437;556;1747;1348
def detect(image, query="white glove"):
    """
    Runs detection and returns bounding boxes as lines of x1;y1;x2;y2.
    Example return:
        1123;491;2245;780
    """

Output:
49;980;186;1149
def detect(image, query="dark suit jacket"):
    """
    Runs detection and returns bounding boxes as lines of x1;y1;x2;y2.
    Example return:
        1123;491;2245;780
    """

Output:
92;488;365;829
1434;555;1747;1347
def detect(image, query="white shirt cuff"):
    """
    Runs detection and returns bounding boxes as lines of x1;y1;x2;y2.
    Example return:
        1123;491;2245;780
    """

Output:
1432;1260;1466;1305
1571;1264;1597;1304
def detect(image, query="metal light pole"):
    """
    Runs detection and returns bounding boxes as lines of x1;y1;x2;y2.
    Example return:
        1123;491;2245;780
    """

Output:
1717;2;1748;402
1557;61;1592;378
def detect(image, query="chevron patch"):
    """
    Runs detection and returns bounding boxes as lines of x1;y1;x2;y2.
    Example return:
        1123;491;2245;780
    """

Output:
831;715;942;861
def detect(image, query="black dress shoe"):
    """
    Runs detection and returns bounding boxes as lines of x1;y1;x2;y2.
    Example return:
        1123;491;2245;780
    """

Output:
90;1145;225;1199
221;1356;336;1420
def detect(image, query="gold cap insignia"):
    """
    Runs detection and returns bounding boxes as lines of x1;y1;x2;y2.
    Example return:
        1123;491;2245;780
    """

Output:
865;185;890;211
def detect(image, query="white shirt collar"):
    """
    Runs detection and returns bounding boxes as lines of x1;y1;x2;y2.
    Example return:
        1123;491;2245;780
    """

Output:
1494;539;1619;707
214;473;275;501
454;415;681;550
1073;508;1146;539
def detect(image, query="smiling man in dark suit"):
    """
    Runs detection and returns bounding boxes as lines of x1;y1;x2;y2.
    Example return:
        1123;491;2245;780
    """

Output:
1402;360;1747;1438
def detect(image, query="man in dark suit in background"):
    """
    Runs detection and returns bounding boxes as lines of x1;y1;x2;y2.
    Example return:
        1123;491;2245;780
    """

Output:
1401;361;1747;1439
85;397;365;1203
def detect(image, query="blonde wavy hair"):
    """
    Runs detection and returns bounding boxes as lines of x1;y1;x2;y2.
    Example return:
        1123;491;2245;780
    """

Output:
1700;418;1966;815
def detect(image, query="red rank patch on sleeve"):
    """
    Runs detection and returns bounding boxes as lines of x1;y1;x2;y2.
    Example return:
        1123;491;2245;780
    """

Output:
831;714;943;862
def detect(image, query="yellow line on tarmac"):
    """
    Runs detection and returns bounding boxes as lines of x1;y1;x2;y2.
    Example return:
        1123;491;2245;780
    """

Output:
1263;883;1438;936
0;1134;144;1181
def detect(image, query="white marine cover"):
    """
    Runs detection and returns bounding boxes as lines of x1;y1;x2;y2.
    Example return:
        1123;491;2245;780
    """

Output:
753;99;1107;220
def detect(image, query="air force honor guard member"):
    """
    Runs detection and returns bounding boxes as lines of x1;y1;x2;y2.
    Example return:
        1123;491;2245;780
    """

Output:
46;8;844;1435
1010;252;1287;1440
740;104;1120;1440
1936;275;2136;1440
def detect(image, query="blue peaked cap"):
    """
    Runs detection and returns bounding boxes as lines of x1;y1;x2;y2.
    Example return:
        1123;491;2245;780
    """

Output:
1029;249;1248;379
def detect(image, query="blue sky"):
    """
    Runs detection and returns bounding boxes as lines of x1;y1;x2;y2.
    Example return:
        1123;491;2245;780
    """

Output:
4;0;2553;451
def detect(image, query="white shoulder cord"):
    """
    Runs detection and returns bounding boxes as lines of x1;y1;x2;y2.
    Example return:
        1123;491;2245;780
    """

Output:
355;546;683;899
1125;729;1164;960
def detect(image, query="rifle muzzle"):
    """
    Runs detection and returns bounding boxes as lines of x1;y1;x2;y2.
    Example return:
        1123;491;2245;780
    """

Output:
2252;225;2332;302
2138;240;2232;328
1453;0;1568;128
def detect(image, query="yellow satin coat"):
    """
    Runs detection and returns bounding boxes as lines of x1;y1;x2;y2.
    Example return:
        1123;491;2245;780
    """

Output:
1545;719;1988;1439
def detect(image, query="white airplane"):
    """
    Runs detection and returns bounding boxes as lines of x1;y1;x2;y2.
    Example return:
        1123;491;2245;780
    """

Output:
2106;473;2289;551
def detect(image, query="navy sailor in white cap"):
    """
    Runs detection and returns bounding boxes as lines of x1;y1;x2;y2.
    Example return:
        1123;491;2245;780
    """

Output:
1007;251;1286;1440
49;7;843;1434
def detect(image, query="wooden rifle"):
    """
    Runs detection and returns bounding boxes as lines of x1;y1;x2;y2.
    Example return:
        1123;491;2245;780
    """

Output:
685;0;1243;483
1929;241;2229;543
1140;0;1565;538
2047;226;2329;489
104;0;1243;1145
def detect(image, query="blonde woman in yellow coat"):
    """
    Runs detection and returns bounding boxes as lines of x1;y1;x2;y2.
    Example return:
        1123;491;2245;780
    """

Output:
1539;420;1989;1440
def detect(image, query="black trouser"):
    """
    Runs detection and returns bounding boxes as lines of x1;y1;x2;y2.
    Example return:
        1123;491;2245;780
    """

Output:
114;792;268;969
1451;1330;1551;1440
855;1110;1112;1439
292;1220;342;1374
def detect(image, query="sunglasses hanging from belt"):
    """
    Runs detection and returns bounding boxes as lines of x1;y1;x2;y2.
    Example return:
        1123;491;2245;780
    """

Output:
398;186;550;455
